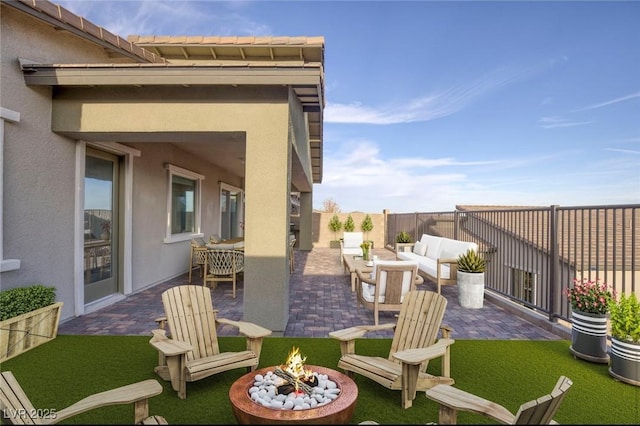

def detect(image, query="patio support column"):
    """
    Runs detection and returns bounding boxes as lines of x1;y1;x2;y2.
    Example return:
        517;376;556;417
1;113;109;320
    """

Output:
243;113;291;335
298;192;313;251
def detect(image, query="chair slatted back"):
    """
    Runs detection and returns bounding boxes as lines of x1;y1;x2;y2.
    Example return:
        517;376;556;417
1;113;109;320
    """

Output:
161;285;220;362
374;263;418;304
389;290;447;364
0;371;40;425
513;376;573;424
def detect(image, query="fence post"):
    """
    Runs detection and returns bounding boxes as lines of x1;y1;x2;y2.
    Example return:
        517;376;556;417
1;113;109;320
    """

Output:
454;210;459;240
549;205;560;323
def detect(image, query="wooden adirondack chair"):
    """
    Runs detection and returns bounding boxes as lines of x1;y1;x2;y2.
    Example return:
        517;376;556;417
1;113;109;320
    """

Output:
425;375;573;424
0;371;166;425
329;290;454;409
150;285;271;399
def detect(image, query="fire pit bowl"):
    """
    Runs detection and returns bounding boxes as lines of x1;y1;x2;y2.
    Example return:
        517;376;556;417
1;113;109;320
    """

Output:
229;365;357;425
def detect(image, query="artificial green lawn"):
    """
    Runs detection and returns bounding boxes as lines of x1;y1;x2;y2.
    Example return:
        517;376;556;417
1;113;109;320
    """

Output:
2;335;639;424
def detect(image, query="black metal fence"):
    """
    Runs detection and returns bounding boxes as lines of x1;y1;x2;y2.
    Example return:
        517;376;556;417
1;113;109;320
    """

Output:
385;204;639;324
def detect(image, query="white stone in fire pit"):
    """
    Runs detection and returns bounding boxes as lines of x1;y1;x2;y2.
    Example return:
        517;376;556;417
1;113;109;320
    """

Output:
249;371;340;410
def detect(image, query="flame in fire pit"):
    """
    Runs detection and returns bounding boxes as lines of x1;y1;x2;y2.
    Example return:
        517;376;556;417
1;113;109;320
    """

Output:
282;346;313;381
272;347;318;395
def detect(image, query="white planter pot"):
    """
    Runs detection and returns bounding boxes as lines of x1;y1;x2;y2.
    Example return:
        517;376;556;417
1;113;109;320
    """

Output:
457;271;485;309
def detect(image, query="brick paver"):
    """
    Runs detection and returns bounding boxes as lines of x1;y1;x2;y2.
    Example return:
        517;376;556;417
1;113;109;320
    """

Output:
59;247;567;340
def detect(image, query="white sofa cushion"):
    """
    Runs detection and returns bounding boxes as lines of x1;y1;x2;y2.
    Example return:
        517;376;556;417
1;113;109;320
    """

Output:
439;238;478;260
420;234;443;259
412;240;428;256
206;242;234;250
342;232;363;248
362;259;418;303
397;251;451;281
343;247;363;257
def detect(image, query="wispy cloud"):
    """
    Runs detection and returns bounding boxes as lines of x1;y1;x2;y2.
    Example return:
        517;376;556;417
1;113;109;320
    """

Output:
538;116;591;129
325;67;533;124
57;0;270;37
540;91;640;129
605;148;640;155
573;91;640;112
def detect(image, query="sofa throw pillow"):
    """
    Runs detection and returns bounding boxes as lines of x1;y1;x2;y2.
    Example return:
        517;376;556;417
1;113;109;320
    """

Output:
413;241;428;256
206;243;235;250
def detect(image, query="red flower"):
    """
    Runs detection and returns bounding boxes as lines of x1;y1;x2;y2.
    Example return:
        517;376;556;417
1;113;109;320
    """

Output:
565;278;615;315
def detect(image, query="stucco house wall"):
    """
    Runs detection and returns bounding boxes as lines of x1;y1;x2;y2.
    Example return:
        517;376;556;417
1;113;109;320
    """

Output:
0;5;132;315
1;1;323;334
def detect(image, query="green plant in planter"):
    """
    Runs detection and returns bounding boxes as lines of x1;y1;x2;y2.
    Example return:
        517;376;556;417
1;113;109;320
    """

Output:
328;214;343;242
396;231;412;243
0;284;56;321
457;249;486;273
344;214;355;232
609;292;640;343
360;214;373;236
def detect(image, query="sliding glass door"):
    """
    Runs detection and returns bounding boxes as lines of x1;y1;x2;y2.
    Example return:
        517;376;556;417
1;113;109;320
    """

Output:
84;148;119;303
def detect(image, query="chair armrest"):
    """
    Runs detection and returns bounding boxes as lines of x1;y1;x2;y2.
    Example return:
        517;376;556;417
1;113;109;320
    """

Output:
44;380;163;424
356;268;375;285
150;336;192;356
425;384;515;425
154;316;167;330
216;318;272;338
437;257;458;265
329;323;396;341
392;338;455;365
440;325;453;339
330;324;397;357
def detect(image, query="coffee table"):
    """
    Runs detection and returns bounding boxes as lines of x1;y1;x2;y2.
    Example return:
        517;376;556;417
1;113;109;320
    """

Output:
229;365;358;425
342;254;373;292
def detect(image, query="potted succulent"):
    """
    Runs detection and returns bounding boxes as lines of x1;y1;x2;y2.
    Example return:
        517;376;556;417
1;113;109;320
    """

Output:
396;231;411;244
395;231;412;254
328;214;343;248
0;284;63;362
609;292;640;386
456;249;486;309
565;277;614;363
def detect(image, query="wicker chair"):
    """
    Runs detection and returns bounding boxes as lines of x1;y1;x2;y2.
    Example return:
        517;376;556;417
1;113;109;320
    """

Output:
188;237;207;284
204;249;244;298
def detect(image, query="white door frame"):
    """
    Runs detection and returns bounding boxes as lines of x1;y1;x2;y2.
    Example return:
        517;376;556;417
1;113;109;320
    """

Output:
74;141;140;316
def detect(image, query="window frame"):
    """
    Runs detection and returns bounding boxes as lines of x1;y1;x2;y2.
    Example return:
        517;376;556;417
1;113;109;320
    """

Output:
164;164;205;243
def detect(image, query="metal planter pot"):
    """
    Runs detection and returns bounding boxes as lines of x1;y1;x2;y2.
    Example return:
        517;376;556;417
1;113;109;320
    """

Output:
609;337;640;386
569;310;609;363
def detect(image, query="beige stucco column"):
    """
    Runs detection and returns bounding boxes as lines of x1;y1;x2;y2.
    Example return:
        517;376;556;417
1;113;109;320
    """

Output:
243;116;292;334
299;192;313;251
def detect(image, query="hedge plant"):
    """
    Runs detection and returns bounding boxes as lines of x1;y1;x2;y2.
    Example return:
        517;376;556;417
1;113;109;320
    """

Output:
0;284;56;321
328;214;343;241
344;214;355;232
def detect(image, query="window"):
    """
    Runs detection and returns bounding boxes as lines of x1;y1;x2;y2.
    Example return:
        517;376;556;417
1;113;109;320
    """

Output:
219;182;244;240
511;268;536;304
165;164;204;243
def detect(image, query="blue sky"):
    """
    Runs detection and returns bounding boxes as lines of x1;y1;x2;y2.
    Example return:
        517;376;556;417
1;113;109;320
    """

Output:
58;0;640;213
